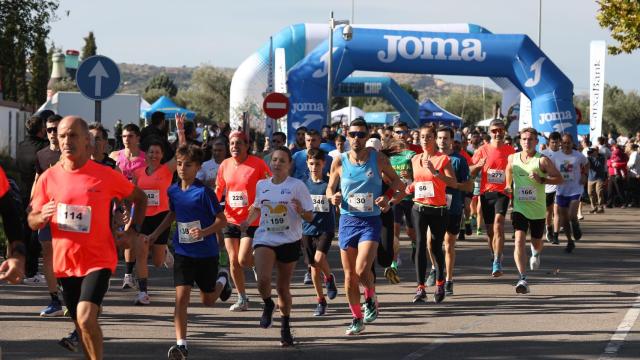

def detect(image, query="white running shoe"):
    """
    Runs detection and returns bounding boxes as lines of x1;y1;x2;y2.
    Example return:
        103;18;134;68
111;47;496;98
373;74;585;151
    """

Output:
122;274;137;290
515;279;530;294
23;273;47;286
529;254;540;271
163;250;174;269
229;296;249;312
134;291;150;305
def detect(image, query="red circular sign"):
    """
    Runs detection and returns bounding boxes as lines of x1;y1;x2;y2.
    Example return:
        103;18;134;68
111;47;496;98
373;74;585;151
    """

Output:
262;92;290;119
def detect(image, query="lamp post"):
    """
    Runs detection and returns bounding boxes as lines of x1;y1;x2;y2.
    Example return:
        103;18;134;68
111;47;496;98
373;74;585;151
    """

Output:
327;11;351;126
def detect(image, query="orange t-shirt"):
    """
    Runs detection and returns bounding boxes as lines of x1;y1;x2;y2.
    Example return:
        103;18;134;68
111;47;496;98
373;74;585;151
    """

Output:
30;160;135;278
459;150;473;167
472;143;516;194
133;164;173;216
0;166;9;198
408;152;450;206
215;155;271;226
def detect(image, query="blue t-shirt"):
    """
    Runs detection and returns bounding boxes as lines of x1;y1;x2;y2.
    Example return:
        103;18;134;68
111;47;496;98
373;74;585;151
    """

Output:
446;152;470;215
319;142;336;153
302;177;335;235
291;149;333;182
168;179;223;258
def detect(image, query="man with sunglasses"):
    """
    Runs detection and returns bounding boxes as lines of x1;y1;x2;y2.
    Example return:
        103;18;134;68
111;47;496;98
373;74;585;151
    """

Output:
262;132;286;167
394;122;422;154
327;118;405;335
289;127;307;156
470;119;515;277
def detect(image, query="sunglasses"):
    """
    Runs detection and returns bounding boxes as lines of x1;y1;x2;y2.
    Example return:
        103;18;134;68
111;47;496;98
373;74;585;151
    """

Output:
490;128;505;134
46;127;57;134
395;130;408;135
349;131;367;139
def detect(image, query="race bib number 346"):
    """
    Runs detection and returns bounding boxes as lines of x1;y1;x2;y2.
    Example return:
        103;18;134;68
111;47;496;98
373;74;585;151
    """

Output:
311;195;330;213
57;203;91;233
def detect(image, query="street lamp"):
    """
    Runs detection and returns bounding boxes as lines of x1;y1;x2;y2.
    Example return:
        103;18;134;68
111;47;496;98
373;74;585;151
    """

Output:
327;11;352;126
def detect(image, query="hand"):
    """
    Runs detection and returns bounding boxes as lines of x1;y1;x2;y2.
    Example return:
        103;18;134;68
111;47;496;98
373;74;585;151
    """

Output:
504;186;513;195
291;198;303;215
189;227;204;240
175;113;186;132
0;257;25;284
425;160;437;175
529;172;542;184
239;221;249;232
40;200;56;224
400;170;410;179
476;158;487;168
375;196;391;213
331;192;342;206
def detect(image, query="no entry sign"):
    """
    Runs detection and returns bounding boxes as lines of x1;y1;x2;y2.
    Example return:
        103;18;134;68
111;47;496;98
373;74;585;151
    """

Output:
263;92;289;119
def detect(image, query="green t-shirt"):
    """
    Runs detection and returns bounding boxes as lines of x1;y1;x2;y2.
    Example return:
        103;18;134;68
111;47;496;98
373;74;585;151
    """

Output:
390;150;416;201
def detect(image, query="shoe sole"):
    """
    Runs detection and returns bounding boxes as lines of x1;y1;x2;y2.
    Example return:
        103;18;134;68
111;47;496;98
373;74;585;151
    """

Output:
364;314;378;323
134;301;150;306
40;310;64;317
492;271;503;278
515;285;529;294
346;327;365;336
167;348;187;360
280;339;295;347
384;269;400;284
58;339;78;352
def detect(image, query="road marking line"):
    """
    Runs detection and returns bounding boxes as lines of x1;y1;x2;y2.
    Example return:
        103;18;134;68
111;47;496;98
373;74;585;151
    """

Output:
599;290;640;360
402;320;482;360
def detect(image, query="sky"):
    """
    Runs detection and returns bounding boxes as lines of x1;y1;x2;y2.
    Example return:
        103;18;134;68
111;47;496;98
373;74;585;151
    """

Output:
49;0;639;94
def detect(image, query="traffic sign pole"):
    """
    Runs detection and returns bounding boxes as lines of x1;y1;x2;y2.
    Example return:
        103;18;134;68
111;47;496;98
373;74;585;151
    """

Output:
76;55;121;124
95;100;102;123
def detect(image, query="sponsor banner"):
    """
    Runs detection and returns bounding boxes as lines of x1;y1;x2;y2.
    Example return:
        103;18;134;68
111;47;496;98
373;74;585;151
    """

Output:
589;40;606;145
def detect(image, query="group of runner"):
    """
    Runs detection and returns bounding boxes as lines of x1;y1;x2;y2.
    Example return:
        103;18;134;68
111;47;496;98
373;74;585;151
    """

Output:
0;114;592;360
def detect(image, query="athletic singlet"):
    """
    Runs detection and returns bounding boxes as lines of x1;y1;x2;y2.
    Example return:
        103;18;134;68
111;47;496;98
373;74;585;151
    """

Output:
472;143;515;194
116;149;146;181
409;152;450;207
512;152;546;220
0;166;9;197
133;164;173;216
340;150;382;217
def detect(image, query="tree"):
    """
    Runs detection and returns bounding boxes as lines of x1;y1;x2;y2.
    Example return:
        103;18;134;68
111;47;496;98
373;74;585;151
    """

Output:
81;31;97;60
597;0;640;54
602;84;640;135
177;66;231;123
145;73;177;98
30;34;49;106
399;83;420;100
143;88;172;104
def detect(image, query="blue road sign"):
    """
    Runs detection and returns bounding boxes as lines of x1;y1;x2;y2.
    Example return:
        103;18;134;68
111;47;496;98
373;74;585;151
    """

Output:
76;55;120;101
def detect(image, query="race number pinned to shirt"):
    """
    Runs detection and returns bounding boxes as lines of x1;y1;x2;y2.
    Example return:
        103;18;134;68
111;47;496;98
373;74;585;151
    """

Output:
144;190;160;206
348;193;373;212
228;191;248;208
415;181;435;199
487;169;506;184
178;221;203;244
263;202;289;232
57;203;92;233
518;186;537;201
311;195;330;213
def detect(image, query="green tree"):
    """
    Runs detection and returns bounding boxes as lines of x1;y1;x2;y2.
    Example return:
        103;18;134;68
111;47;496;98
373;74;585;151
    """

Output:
50;78;78;93
30;34;49;106
145;73;177;98
143;87;172;104
81;31;97;60
602;84;640;134
597;0;640;54
177;66;230;123
399;83;420;100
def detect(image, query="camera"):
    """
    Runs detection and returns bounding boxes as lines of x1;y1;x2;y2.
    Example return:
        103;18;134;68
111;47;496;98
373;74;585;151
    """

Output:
342;25;353;41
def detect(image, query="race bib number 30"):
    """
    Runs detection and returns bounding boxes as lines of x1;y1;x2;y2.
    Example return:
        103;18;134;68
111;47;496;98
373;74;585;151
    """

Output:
311;195;330;213
348;193;373;213
487;169;506;184
57;203;91;233
178;221;203;244
228;191;248;208
415;181;435;199
518;186;537;201
144;190;160;206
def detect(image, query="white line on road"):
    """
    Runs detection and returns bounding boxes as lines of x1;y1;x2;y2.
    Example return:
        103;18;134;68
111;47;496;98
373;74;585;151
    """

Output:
401;320;483;360
599;290;640;360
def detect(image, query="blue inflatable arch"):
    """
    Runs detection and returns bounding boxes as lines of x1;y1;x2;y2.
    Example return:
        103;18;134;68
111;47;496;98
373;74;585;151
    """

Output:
287;27;576;141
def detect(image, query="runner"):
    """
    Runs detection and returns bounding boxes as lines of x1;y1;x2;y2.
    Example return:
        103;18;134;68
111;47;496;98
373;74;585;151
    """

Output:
406;124;457;303
289;127;307;156
302;148;338;316
326;118;404;335
552;134;589;253
541;132;561;243
88;123;117;169
0;165;25;284
29;116;148;360
505;128;563;294
240;146;314;346
144;144;231;359
393;121;422;154
216;131;271;311
470;119;515;277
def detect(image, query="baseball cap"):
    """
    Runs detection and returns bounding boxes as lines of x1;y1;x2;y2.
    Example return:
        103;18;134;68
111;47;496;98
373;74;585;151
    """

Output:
366;138;382;151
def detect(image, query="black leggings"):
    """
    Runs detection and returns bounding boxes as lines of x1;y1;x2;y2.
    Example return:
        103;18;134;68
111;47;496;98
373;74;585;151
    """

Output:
412;204;448;285
370;209;395;282
59;269;111;320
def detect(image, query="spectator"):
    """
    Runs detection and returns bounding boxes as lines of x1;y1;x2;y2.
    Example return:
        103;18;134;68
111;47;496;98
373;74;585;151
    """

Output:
587;147;607;213
626;143;640;207
141;111;173;163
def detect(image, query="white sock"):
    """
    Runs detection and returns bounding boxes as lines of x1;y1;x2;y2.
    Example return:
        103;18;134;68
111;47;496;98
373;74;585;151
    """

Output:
177;339;187;347
217;276;227;287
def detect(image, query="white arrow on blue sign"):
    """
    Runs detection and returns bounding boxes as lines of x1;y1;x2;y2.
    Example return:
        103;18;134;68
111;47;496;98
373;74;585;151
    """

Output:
76;55;120;101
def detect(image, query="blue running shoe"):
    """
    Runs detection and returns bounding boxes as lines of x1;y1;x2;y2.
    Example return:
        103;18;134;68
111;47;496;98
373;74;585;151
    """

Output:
491;261;503;278
40;298;64;317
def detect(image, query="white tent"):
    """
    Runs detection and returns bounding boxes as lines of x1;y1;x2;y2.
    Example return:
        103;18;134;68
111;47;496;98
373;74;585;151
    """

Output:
476;118;495;127
331;106;365;125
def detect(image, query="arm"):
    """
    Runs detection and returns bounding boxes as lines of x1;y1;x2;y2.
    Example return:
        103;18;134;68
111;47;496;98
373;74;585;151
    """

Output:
377;152;405;211
326;156;342;206
469;157;486;177
292;198;314;222
240;204;261;230
30;172;40;199
190;212;227;239
505;154;514;195
147;211;176;244
0;191;26;284
580;158;590;185
539;157;564;185
121;186;148;245
438;162;458;188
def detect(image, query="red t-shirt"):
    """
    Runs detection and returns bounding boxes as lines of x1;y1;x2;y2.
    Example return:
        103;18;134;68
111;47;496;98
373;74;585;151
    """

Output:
0;166;9;198
134;164;173;216
459;149;473;167
31;160;135;278
408;143;423;154
408;152;450;206
472;143;515;194
215;155;271;226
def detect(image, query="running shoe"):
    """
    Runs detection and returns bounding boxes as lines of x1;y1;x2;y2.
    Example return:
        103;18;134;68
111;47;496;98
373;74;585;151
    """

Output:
491;261;503;277
218;269;232;302
476;228;483;236
457;231;466;241
167;344;188;360
345;318;365;335
426;268;436;287
122;273;137;290
545;229;553;243
434;284;446;303
326;273;338;300
465;222;472;236
163;250;174;269
23;273;46;286
565;241;576;253
229;296;249;312
571;221;582;241
577;214;584;221
588;208;598;214
515;279;530;294
134;291;150;306
40;297;64;317
445;281;454;296
529;254;540;271
551;233;560;245
314;301;327;316
363;296;378;323
280;326;295;347
596;207;605;213
260;299;275;329
58;330;79;352
413;286;427;303
303;269;313;285
384;266;400;284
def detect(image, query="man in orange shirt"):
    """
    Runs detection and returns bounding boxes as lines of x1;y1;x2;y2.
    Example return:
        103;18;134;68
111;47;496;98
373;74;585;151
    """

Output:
29;116;147;360
470;119;515;277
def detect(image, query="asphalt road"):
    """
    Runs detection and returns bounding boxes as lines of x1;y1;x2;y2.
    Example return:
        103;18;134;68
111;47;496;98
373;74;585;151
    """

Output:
1;207;639;360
